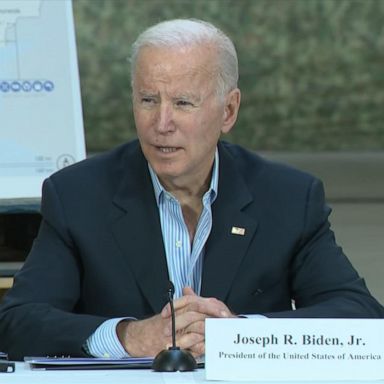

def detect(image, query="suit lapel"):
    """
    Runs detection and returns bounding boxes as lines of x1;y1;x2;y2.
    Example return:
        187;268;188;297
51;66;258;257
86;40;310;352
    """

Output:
201;143;259;301
108;143;169;313
108;141;260;310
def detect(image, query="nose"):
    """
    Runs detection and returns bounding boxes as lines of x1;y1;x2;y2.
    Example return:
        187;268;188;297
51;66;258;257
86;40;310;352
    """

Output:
156;103;175;134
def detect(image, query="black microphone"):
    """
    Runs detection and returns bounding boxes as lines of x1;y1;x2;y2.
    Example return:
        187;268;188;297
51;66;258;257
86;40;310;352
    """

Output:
152;281;197;372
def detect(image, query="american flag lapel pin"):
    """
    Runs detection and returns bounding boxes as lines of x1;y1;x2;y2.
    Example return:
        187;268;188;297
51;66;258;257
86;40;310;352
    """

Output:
231;226;246;236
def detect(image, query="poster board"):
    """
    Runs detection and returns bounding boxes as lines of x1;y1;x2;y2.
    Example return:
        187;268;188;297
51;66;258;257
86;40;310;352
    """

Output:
0;0;85;201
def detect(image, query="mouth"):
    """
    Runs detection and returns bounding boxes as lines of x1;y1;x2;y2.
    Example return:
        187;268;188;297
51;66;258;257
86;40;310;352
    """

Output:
156;146;180;153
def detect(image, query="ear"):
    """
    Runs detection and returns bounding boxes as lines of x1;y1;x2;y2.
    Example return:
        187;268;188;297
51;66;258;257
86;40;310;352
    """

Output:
221;88;241;134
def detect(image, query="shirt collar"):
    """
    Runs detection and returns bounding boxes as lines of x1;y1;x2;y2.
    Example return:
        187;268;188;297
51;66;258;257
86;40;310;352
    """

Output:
148;148;219;206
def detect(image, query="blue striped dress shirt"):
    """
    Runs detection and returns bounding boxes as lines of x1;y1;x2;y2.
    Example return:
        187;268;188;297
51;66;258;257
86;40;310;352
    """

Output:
85;150;219;357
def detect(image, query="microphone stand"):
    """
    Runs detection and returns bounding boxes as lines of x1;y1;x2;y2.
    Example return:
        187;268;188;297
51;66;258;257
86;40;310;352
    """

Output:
152;283;197;372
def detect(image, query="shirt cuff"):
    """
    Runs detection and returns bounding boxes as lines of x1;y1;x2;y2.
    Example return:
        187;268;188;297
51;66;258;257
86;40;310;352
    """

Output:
84;317;134;358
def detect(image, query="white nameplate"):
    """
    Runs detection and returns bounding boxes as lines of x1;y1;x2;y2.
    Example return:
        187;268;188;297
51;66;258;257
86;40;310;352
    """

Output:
205;318;384;381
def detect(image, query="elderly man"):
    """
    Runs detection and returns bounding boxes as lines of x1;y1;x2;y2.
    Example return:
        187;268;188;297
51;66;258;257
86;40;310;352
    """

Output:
0;19;383;361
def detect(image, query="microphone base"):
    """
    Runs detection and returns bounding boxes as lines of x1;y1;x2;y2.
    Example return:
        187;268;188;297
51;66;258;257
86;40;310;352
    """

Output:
152;347;197;372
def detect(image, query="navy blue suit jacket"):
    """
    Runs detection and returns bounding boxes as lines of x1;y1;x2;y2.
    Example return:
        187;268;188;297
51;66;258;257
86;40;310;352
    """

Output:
1;140;383;360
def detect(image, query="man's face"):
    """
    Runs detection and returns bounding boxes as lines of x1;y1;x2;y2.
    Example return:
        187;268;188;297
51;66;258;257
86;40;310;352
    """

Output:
132;44;239;190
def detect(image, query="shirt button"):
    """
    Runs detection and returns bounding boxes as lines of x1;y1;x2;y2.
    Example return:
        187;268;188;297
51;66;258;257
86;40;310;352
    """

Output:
175;240;182;248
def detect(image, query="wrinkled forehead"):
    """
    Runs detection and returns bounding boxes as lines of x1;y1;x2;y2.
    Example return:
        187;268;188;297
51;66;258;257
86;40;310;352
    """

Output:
132;44;219;86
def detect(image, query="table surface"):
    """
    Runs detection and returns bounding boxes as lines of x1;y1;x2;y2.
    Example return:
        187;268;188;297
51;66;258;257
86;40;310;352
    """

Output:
1;362;383;384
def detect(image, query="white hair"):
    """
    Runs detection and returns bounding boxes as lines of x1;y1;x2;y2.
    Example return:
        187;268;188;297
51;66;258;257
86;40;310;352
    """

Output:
130;18;239;99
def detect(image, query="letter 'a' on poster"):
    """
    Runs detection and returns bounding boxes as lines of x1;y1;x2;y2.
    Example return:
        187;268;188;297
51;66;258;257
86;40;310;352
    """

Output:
0;0;85;200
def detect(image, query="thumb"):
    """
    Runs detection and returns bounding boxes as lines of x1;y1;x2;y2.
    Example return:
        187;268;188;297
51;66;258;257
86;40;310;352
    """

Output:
182;286;197;296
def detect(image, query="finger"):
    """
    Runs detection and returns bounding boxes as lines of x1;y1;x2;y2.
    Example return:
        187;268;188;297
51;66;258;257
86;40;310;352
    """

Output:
164;311;206;337
174;295;232;318
161;293;198;318
162;293;234;319
176;332;205;351
183;319;205;336
161;287;198;318
188;341;205;357
182;286;197;296
170;295;208;313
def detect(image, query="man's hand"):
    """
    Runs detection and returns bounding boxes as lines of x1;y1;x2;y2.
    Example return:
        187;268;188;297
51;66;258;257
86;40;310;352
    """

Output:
161;287;236;356
116;314;172;357
117;288;235;357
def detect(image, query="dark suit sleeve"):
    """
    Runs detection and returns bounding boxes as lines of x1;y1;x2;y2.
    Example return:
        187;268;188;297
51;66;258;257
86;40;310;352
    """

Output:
264;178;384;318
0;178;108;360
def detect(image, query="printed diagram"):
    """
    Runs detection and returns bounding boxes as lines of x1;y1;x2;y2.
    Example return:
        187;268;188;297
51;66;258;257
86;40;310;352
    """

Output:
0;1;41;47
0;0;53;93
0;0;85;199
